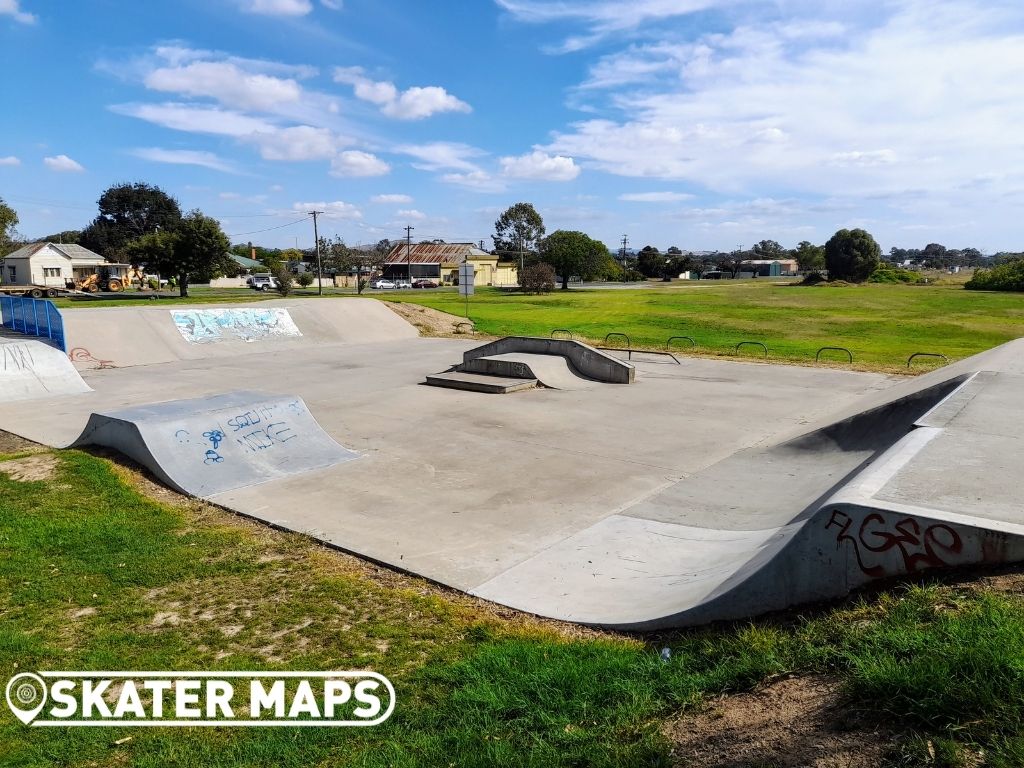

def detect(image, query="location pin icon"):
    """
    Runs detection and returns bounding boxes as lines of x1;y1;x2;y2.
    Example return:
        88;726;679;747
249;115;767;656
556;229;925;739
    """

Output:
5;673;47;725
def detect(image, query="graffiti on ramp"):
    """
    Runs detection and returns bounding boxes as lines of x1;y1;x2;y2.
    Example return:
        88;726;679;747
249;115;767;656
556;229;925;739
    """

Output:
171;308;302;344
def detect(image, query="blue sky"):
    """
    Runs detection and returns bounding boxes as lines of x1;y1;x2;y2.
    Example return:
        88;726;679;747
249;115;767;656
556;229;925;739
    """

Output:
2;0;1023;253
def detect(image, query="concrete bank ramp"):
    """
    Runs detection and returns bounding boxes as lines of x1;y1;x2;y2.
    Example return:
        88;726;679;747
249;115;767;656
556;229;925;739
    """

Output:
461;353;599;390
72;390;357;497
63;299;418;369
0;338;91;402
473;350;1024;630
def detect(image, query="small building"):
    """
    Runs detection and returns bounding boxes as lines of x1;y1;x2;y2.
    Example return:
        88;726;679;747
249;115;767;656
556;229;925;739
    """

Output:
742;259;799;277
1;242;132;288
383;242;518;286
226;252;264;275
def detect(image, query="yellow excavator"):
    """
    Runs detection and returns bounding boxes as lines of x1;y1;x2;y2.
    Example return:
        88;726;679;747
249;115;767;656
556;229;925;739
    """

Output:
74;268;126;292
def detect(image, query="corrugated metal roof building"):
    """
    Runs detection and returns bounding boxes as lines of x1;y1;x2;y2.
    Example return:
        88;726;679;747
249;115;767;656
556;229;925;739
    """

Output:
383;243;518;286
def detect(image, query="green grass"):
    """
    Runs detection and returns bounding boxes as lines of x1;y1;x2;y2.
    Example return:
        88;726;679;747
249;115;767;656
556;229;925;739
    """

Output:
381;281;1024;370
3;451;1024;766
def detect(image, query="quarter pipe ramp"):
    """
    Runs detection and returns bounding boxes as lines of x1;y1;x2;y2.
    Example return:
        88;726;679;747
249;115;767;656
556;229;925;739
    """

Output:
0;338;91;402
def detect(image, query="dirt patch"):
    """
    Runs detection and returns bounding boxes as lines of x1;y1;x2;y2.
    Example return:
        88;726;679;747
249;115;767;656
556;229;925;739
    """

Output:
665;675;894;768
0;430;42;454
382;301;492;339
0;453;59;482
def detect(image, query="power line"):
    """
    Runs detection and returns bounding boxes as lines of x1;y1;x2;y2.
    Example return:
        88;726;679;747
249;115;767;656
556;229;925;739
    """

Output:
228;218;309;238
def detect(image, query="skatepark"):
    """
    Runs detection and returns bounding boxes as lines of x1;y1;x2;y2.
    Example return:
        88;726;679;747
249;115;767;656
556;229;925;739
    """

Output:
2;297;1022;630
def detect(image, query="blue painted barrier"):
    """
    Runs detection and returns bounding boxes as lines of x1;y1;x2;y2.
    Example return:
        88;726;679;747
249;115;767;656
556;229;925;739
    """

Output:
0;296;67;352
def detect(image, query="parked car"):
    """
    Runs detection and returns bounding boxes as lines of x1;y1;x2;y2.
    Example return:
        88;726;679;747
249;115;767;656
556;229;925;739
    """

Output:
412;280;438;289
394;280;413;289
247;275;279;291
371;279;396;289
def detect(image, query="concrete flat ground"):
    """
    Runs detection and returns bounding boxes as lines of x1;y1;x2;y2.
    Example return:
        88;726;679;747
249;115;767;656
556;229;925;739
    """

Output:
0;334;895;591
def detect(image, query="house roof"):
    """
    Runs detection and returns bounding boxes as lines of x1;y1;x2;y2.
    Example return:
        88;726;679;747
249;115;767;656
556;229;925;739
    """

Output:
3;242;106;262
227;252;264;269
384;242;491;265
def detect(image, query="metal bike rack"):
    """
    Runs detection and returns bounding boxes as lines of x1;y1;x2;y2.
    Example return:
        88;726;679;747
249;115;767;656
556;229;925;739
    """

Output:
595;346;680;365
454;322;474;334
604;332;631;348
735;341;768;358
550;329;573;340
815;346;853;363
907;352;948;368
666;335;696;350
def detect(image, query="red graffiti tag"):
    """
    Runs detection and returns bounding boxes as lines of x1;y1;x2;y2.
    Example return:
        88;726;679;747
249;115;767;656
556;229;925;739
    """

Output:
825;509;963;578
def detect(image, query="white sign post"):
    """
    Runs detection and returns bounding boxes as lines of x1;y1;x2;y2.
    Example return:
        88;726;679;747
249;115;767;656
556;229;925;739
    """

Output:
458;262;475;319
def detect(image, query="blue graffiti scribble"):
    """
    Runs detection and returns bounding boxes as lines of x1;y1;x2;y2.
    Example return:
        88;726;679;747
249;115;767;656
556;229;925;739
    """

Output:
204;449;224;465
203;429;225;449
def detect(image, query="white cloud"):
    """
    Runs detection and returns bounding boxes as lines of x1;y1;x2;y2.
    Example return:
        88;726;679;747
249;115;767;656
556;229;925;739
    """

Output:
43;154;84;173
440;170;505;192
131;147;237;173
396;142;485;172
371;193;412;204
334;67;471;119
543;1;1024;205
619;191;694;202
500;150;580;181
0;0;36;24
219;192;241;199
111;102;275;137
320;0;342;8
145;61;303;111
396;208;426;220
292;200;362;219
330;150;390;177
0;155;20;166
238;0;312;16
248;125;342;160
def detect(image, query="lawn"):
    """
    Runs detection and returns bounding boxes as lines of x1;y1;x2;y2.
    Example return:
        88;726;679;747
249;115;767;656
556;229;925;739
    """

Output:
381;280;1024;370
3;446;1024;767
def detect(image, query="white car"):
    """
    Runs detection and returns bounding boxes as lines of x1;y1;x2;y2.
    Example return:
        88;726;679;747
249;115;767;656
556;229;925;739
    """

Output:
394;280;412;289
247;275;279;291
371;279;396;289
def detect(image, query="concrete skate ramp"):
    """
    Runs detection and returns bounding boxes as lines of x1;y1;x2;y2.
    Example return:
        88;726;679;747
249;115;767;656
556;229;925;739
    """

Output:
63;299;417;369
0;338;91;402
72;391;357;497
461;353;599;390
473;357;1024;629
462;337;634;384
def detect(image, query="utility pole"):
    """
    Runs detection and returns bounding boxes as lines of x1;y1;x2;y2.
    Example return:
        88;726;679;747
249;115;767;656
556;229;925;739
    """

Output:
308;210;324;295
620;234;629;283
404;225;414;285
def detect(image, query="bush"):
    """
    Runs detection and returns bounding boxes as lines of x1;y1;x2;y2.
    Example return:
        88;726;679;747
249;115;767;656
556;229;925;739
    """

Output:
520;263;556;294
800;271;826;285
825;228;881;282
869;265;925;284
966;259;1024;291
296;271;315;288
275;268;293;296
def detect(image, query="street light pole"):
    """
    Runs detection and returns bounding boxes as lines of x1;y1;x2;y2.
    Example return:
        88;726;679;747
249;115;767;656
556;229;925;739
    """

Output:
309;210;324;295
404;224;414;285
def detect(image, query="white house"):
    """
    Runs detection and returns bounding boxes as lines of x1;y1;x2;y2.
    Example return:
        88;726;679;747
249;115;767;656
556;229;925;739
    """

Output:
1;242;130;288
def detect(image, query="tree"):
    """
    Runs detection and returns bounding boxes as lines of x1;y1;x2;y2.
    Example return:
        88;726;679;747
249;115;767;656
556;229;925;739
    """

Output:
0;197;21;257
37;230;82;245
539;230;606;290
637;245;663;278
141;210;229;297
752;239;785;260
717;250;750;278
793;241;825;272
123;230;179;276
275;267;294;296
824;228;881;283
81;183;182;260
667;246;683;256
519;263;556;294
492;203;545;265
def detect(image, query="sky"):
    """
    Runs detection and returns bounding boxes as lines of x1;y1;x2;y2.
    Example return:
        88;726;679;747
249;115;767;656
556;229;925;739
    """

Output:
2;0;1024;253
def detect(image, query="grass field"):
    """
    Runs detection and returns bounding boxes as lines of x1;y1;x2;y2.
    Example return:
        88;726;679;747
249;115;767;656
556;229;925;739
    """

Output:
380;280;1024;370
3;447;1024;767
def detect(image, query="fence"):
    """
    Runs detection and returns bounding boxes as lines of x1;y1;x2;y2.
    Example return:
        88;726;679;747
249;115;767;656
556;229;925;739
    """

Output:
0;296;67;352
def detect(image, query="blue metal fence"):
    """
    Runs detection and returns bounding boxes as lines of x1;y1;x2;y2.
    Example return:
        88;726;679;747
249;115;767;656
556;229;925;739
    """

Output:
0;296;67;352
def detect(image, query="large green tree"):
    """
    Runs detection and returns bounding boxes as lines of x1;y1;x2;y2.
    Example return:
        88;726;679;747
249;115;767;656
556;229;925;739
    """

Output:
752;239;785;259
81;182;182;260
0;197;21;257
539;230;606;290
138;210;230;297
825;228;881;282
492;202;545;265
793;240;825;272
